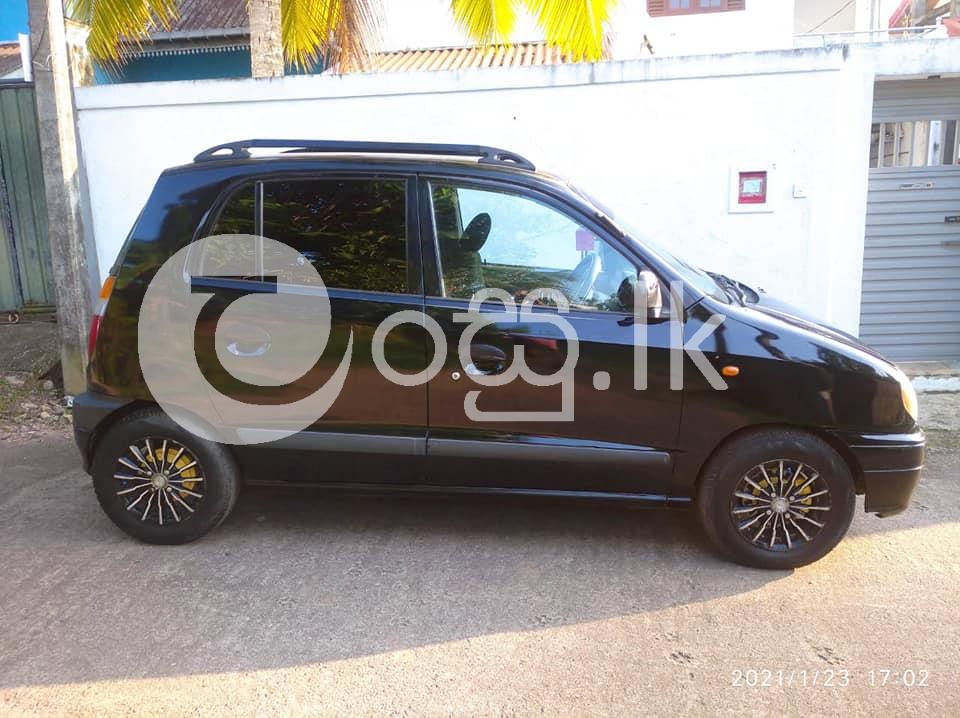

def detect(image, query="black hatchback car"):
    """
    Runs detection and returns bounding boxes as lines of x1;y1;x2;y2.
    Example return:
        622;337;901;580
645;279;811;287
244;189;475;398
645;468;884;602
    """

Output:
75;139;924;569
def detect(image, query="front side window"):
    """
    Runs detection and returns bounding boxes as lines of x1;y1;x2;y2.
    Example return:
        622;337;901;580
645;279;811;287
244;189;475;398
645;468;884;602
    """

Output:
429;182;638;312
202;178;407;292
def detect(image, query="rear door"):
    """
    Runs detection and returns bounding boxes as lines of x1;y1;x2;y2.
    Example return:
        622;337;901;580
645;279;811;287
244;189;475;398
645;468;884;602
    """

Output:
191;172;429;483
418;176;681;494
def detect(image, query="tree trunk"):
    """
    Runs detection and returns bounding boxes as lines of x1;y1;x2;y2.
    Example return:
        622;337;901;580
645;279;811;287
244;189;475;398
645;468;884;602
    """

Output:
249;0;284;78
28;0;97;396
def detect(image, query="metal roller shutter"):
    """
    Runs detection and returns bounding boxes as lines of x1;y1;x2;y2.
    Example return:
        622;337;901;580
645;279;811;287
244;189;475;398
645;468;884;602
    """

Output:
860;79;960;361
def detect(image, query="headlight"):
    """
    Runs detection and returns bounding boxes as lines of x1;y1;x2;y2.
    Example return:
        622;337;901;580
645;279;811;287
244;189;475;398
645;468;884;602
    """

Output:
895;368;919;421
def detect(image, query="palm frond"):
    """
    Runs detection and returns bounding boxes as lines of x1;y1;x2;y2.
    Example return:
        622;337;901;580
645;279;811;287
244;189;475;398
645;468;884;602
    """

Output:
449;0;517;46
68;0;179;63
281;0;382;71
524;0;615;62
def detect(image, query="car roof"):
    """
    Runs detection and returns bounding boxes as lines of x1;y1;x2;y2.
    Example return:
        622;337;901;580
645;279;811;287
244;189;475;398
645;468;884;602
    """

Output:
164;151;575;195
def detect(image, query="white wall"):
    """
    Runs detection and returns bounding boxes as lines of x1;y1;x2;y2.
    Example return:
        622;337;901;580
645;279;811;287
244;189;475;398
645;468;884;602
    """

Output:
73;39;960;336
376;0;796;59
612;1;796;59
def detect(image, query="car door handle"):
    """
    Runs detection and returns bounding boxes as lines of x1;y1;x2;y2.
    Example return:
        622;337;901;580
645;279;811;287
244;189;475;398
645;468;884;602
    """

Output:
464;362;504;376
226;341;271;358
466;344;508;375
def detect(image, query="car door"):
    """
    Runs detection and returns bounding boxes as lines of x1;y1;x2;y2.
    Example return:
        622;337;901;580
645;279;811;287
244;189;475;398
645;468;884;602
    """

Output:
190;172;428;483
419;176;681;494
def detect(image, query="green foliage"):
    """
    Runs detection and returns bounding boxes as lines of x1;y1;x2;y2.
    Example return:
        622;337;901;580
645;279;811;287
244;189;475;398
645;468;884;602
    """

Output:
71;0;617;68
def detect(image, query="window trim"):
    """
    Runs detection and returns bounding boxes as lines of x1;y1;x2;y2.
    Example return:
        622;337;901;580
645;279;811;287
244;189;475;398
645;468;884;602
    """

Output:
193;171;422;297
648;0;744;17
417;173;675;318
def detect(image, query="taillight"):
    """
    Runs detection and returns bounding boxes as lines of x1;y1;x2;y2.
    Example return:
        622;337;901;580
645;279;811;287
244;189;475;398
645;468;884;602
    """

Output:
88;275;116;360
87;314;102;359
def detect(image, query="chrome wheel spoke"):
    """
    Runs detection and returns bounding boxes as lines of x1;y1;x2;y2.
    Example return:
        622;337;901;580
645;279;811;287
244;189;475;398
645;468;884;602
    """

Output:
129;445;152;471
787;515;811;542
738;512;766;530
144;439;159;472
125;488;151;510
168;446;186;470
117;483;152;496
118;457;150;476
732;505;764;515
169;491;195;514
162;489;181;523
790;510;825;528
791;472;819;498
734;491;767;503
141;491;155;521
781;515;793;549
752;512;775;543
742;476;771;497
168;461;198;479
794;489;829;502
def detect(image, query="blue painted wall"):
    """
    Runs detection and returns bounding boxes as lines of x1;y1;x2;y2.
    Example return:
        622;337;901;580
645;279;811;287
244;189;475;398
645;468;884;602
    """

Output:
95;49;252;84
94;48;325;84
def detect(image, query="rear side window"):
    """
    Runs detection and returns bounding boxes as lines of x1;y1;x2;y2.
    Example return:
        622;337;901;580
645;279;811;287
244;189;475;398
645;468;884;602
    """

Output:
203;178;407;293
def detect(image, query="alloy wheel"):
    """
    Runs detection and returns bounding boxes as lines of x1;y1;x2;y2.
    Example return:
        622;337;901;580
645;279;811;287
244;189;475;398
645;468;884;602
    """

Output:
730;459;832;552
113;438;205;525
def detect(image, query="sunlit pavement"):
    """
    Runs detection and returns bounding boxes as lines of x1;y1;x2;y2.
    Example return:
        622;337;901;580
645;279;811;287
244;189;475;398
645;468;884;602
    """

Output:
1;430;957;717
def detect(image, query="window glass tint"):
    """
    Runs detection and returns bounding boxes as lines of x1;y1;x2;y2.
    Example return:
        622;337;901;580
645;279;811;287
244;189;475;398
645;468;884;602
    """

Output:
430;183;637;312
201;185;257;275
261;179;407;291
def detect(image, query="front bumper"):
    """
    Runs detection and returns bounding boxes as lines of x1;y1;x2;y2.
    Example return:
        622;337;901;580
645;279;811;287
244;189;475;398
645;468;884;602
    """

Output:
840;430;925;516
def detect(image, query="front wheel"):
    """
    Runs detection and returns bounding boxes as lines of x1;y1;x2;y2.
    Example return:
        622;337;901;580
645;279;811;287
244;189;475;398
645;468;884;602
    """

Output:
92;408;239;544
696;429;856;569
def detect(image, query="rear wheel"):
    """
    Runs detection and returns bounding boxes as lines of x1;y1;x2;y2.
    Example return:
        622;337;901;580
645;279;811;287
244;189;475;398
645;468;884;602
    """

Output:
696;429;856;569
92;408;239;544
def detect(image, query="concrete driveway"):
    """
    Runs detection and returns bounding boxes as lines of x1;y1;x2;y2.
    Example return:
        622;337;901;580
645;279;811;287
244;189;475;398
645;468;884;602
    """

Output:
0;430;958;717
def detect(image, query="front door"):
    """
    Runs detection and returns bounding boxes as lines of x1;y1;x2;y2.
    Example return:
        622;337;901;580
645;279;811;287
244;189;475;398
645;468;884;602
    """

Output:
419;177;680;493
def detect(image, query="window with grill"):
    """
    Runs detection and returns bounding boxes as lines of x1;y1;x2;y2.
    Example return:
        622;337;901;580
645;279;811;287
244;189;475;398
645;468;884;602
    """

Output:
869;120;960;168
647;0;745;16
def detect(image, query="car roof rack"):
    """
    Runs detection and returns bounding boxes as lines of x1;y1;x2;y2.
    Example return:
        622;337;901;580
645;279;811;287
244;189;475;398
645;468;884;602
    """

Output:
193;139;536;171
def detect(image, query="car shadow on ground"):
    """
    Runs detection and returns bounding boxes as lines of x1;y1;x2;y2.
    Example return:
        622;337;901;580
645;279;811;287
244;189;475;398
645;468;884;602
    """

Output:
0;434;784;689
1;431;955;690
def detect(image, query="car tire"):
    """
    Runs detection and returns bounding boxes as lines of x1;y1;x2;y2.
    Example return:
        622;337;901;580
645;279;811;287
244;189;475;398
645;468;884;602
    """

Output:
91;407;239;545
696;428;856;569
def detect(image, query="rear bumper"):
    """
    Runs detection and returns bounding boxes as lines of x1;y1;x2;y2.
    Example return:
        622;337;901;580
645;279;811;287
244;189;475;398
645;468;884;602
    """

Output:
73;391;133;473
841;430;925;516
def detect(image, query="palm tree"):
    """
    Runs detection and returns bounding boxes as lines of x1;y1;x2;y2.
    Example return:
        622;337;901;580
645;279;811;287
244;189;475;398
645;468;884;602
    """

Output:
68;0;618;78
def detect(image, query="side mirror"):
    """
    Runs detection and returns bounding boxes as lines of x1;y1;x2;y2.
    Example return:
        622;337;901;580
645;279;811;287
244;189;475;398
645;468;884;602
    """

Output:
618;270;664;318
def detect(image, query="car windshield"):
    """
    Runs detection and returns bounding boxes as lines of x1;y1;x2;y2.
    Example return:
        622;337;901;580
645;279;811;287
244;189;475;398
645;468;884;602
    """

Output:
567;183;730;304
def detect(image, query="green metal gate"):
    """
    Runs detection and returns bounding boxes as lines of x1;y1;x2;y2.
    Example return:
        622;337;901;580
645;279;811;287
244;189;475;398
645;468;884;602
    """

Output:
0;82;55;315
